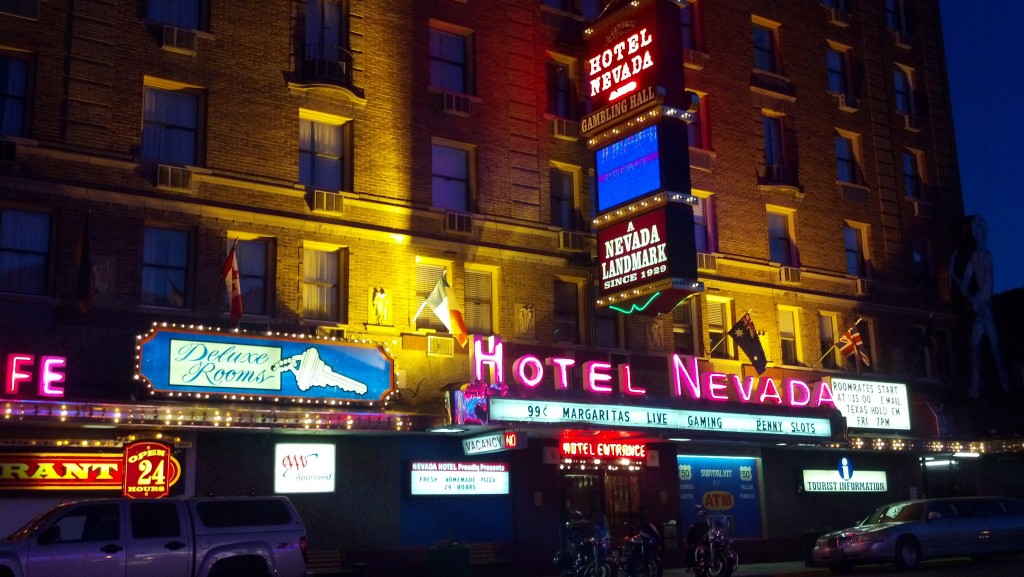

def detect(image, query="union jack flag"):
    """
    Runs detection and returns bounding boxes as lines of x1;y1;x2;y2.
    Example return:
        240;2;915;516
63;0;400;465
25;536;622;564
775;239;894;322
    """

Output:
838;325;871;367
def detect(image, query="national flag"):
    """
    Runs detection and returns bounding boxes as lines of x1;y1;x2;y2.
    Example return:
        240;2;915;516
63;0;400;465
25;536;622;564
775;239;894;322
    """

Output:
729;313;768;374
75;218;93;313
838;325;871;367
423;273;468;346
221;241;243;325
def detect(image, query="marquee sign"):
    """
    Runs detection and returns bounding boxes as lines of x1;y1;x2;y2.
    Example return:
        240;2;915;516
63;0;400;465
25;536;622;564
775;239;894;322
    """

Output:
409;462;510;495
829;378;910;431
803;457;888;492
122;440;180;498
137;326;395;402
559;435;647;462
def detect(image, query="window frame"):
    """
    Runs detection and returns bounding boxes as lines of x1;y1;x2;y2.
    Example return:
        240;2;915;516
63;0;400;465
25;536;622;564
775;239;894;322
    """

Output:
553;277;583;345
680;0;703;52
672;297;698;356
415;261;452;333
692;193;716;254
844;221;870;278
902;148;924;200
141;77;203;167
431;138;477;213
751;19;781;75
777;306;801;366
549;161;581;229
299;109;353;193
766;208;796;266
686;89;710;150
546;53;577;120
463;266;496;336
429;21;474;95
0;52;30;138
141;225;190;309
825;43;851;96
227;235;273;318
705;296;734;359
818;312;840;370
146;0;206;31
0;207;51;296
893;65;916;117
302;241;347;323
834;129;861;184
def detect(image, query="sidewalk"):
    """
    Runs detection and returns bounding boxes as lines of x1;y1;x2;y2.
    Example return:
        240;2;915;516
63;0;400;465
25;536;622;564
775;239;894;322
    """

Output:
664;561;827;577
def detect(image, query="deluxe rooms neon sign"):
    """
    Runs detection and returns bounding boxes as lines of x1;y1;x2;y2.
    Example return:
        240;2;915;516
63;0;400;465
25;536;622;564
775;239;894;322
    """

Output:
470;335;836;409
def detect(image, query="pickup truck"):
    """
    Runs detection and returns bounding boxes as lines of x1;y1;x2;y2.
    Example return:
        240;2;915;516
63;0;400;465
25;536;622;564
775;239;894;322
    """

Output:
0;496;308;577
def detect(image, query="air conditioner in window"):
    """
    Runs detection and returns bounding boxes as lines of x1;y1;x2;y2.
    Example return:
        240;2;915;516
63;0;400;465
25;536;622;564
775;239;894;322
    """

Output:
444;211;473;234
683;48;708;70
779;266;801;284
156;165;192;191
161;25;198;54
558;231;585;252
696;252;718;272
427;335;455;357
855;278;871;296
442;92;471;117
313;189;343;214
912;200;933;217
552;118;580;140
836;93;859;111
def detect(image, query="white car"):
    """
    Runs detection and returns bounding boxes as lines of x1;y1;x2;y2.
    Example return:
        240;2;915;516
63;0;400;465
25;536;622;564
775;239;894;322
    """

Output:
812;496;1024;573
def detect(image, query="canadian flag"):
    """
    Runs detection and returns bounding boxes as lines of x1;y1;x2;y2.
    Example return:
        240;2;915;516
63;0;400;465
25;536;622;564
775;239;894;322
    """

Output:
221;241;243;325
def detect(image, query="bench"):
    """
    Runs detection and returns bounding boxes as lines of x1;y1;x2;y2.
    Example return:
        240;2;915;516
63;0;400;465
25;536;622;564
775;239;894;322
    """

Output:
305;550;354;577
469;542;509;577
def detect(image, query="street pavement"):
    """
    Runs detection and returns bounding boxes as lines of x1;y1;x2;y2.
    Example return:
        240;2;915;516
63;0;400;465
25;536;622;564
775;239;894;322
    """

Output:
664;561;824;577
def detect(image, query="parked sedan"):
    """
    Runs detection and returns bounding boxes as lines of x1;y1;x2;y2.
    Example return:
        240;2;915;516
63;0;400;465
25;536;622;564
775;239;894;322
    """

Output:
811;496;1024;573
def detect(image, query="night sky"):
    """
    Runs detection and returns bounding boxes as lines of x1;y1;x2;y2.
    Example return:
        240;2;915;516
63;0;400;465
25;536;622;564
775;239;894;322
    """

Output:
939;0;1024;294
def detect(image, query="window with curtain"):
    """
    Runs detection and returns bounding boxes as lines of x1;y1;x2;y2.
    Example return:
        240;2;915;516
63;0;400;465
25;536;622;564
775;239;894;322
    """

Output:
762;115;785;169
767;211;793;266
886;0;908;36
553;279;580;344
147;0;200;29
752;23;778;73
706;299;732;359
687;93;705;149
693;196;712;254
818;313;839;370
142;227;188;308
0;208;49;295
672;299;696;355
464;269;492;335
826;48;847;94
303;246;344;322
778;308;799;365
234;239;268;317
550;166;576;228
835;133;857;183
902;150;921;199
1;56;28;137
430;26;470;94
546;59;573;119
844;224;866;277
142;86;198;166
306;0;348;64
680;1;699;51
300;118;347;192
593;302;620;349
432;143;471;212
415;264;446;332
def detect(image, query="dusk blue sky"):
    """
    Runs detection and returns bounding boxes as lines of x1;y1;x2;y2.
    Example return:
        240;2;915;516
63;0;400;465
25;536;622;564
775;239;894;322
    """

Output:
940;0;1024;294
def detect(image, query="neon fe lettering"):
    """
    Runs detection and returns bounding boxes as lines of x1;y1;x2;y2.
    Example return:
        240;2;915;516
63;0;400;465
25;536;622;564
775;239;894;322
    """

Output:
5;354;32;395
40;356;66;397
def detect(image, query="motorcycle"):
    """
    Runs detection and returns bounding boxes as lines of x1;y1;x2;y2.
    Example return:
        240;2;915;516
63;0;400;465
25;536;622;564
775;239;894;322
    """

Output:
618;523;662;577
684;512;738;577
553;514;618;577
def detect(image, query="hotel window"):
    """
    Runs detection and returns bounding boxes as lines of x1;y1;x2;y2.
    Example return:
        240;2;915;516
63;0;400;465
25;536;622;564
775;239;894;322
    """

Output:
752;20;780;74
303;244;346;322
762;114;793;179
415;264;448;333
902;149;923;199
1;55;28;137
593;302;621;349
142;227;189;308
818;312;840;370
910;239;932;288
687;91;708;150
147;0;203;30
778;307;800;366
766;209;795;266
553;279;581;344
546;57;575;119
844;222;869;277
541;0;601;20
706;297;733;359
834;130;861;184
672;298;697;355
680;0;703;51
430;23;473;95
0;208;49;296
432;140;475;213
141;83;200;166
826;45;850;95
464;268;493;335
305;0;350;82
229;238;271;317
693;195;714;254
550;163;579;229
886;0;911;43
893;65;916;117
299;111;352;192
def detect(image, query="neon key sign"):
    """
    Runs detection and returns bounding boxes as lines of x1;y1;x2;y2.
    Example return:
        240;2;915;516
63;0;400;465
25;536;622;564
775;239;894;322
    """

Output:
4;353;66;397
